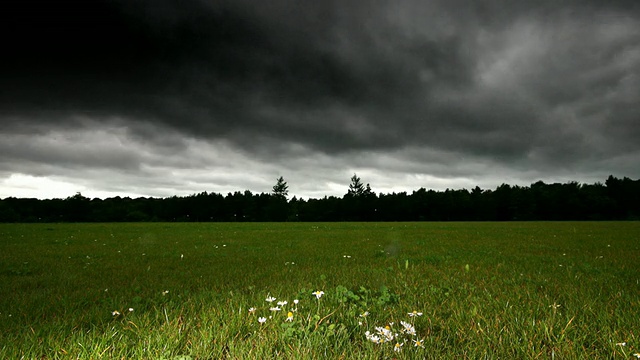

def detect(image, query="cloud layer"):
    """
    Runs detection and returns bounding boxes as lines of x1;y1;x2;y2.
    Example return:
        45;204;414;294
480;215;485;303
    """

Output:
1;0;639;198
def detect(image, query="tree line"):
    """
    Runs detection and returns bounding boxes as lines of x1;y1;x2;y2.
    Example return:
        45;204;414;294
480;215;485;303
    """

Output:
0;175;639;222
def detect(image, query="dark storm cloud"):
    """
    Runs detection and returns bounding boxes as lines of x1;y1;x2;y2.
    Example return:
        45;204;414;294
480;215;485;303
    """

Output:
2;1;464;121
1;0;639;185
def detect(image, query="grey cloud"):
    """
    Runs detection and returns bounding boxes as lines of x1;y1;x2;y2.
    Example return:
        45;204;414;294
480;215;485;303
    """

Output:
0;129;140;172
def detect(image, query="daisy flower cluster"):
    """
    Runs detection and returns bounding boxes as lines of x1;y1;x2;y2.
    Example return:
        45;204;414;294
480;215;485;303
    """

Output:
364;310;425;353
248;293;304;325
111;307;134;317
247;288;428;353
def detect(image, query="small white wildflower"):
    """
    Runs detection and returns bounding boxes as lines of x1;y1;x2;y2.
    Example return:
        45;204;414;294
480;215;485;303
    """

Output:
394;342;403;352
616;342;626;346
258;317;267;324
408;310;423;317
375;326;395;342
112;310;120;316
162;290;169;296
277;300;288;306
128;308;134;312
313;290;324;299
365;331;381;343
632;353;640;358
265;296;276;303
286;311;294;322
248;307;256;314
549;303;561;309
293;299;299;305
400;320;416;335
359;311;370;317
413;338;425;348
269;307;281;311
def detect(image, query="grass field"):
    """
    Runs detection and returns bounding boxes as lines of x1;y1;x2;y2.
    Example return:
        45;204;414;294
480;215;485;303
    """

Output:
0;222;639;359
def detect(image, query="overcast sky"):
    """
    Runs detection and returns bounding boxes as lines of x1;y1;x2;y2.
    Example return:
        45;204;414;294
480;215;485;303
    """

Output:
1;0;639;199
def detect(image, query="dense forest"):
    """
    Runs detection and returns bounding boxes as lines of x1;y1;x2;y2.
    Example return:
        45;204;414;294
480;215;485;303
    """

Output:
1;175;639;222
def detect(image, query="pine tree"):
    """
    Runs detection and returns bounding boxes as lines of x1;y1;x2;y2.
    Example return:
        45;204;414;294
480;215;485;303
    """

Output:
348;174;364;197
272;176;289;200
347;174;374;197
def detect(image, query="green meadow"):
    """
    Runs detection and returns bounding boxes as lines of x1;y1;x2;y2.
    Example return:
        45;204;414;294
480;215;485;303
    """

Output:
0;222;638;359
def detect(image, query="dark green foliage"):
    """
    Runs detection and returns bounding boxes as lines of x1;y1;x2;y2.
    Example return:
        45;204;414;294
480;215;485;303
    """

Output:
1;176;640;222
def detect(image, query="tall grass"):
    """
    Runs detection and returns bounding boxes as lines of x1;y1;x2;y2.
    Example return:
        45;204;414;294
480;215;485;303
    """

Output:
0;222;638;358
